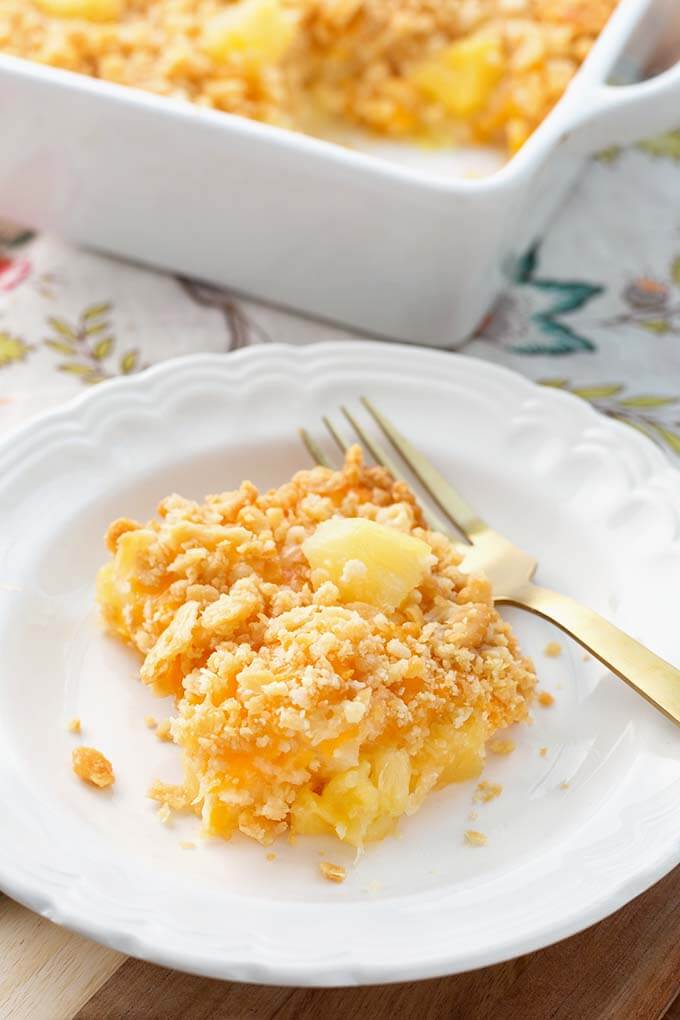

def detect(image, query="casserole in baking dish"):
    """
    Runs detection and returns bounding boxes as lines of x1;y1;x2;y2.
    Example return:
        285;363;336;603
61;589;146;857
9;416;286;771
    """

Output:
0;0;679;344
0;0;619;157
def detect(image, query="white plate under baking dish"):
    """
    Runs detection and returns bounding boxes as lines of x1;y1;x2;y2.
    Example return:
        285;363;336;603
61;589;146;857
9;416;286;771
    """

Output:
0;342;678;986
1;1;680;345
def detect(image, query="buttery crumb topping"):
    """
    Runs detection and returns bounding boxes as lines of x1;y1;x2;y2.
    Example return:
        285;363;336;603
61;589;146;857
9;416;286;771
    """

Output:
464;829;487;847
320;860;346;883
72;746;115;788
487;737;515;756
474;780;502;803
1;0;616;154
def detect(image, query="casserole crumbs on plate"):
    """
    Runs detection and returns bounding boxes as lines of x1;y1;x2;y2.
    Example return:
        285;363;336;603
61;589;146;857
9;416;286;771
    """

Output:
97;446;535;848
320;860;346;883
2;0;616;154
464;829;487;847
72;746;115;788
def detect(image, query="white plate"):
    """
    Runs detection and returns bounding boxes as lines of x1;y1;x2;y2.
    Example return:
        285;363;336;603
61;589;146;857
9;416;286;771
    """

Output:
0;342;678;986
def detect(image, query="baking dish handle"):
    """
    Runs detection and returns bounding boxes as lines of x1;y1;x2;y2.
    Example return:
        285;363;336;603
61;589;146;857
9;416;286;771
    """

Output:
563;59;680;154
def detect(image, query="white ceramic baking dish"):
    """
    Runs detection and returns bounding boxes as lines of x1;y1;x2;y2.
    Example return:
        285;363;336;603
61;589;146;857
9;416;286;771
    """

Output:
0;0;679;346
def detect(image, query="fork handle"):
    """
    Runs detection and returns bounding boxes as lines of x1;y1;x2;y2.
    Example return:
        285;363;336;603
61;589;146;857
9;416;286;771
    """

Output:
501;583;680;727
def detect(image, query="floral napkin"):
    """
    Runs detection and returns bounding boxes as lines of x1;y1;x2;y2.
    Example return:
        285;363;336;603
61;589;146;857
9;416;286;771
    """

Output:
1;133;680;457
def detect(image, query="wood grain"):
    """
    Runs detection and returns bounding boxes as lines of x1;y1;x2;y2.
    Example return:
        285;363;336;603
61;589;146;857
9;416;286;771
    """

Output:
0;896;123;1020
665;994;680;1020
75;866;680;1020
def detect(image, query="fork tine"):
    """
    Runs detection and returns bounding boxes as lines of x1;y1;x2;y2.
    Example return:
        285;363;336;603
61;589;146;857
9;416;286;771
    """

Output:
340;406;452;537
360;397;488;542
340;406;403;481
299;428;333;468
322;416;349;455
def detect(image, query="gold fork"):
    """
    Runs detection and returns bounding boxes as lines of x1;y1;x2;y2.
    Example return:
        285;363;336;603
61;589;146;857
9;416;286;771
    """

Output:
300;398;680;727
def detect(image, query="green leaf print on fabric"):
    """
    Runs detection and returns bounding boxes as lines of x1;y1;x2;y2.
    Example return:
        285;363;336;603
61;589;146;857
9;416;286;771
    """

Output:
43;302;142;384
637;132;680;161
596;131;680;165
119;349;139;374
569;385;623;400
506;244;603;354
541;380;680;458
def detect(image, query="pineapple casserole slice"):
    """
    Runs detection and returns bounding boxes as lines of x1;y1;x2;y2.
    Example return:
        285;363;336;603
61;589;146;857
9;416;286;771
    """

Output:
97;447;535;847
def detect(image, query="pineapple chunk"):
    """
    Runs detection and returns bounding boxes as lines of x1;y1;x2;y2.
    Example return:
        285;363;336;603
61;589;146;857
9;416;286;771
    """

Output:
302;517;433;610
412;33;504;116
203;795;240;840
373;748;410;818
291;729;486;847
432;716;487;787
203;0;294;68
35;0;122;20
292;760;381;846
96;528;156;641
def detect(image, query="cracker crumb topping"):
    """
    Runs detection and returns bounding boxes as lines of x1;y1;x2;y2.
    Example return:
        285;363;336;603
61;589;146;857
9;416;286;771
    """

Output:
1;1;617;155
72;746;115;788
320;861;346;883
487;737;515;756
464;829;487;847
155;719;173;742
474;781;502;803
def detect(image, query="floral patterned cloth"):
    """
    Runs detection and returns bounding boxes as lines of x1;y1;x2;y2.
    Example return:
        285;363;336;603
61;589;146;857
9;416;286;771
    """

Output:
2;133;680;457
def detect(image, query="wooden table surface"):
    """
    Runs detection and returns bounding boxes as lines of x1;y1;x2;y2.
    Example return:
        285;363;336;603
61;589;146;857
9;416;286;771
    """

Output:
2;865;678;1020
